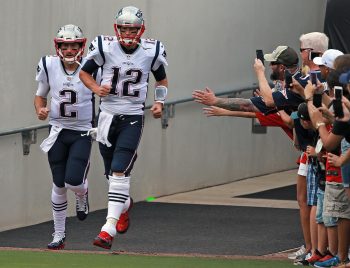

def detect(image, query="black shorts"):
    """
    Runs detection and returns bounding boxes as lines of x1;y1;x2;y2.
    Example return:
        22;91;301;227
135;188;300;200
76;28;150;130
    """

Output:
48;129;92;187
99;114;144;177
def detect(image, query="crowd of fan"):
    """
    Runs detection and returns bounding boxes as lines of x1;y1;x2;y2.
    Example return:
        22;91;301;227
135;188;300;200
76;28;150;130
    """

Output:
193;32;350;268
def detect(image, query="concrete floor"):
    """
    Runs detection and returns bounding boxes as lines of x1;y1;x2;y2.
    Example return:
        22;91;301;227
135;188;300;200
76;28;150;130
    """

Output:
155;169;298;209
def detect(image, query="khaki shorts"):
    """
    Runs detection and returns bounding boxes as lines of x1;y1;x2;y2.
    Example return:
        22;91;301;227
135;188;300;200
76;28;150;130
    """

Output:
323;182;350;220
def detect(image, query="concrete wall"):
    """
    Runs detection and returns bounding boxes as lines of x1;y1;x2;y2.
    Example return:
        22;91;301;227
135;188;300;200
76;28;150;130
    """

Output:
0;0;326;231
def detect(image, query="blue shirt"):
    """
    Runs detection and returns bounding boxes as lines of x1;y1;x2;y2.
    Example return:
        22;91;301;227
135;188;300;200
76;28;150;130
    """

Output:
251;70;322;115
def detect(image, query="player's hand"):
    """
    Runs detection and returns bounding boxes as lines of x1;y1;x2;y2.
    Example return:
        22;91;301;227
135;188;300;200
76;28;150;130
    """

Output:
192;87;217;106
37;107;49;120
150;102;163;118
94;84;111;97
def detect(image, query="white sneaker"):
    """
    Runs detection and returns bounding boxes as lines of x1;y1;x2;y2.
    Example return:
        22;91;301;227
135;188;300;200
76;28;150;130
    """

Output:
288;245;306;260
47;232;66;250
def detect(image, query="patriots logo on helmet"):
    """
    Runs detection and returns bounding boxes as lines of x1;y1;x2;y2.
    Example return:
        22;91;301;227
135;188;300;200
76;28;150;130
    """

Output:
37;65;41;73
135;10;143;18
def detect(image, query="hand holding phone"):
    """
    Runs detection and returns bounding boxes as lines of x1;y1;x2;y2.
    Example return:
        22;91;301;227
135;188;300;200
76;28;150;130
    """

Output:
333;86;344;118
256;49;264;66
310;71;318;86
313;93;323;108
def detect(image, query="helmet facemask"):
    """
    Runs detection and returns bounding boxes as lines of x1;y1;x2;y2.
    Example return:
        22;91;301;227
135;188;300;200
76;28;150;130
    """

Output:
114;6;145;48
114;24;145;47
54;24;86;64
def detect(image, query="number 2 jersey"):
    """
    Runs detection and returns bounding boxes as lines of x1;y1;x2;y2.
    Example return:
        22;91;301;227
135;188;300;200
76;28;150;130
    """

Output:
86;35;168;115
35;56;94;131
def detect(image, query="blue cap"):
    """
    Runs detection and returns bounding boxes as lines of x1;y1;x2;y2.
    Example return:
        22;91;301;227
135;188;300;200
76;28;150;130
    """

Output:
339;70;350;84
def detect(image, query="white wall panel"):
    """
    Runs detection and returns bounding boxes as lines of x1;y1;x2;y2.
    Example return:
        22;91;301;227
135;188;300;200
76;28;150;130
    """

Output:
0;0;326;230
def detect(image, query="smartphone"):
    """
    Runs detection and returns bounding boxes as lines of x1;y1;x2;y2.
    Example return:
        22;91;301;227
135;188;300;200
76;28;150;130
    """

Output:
333;86;344;118
310;71;318;85
335;86;343;99
309;51;319;61
256;49;264;66
313;93;323;108
285;70;293;89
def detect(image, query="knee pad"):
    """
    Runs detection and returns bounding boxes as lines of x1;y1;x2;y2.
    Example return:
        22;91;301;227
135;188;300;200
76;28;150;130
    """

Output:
52;184;67;204
52;184;67;195
109;175;130;191
65;180;88;195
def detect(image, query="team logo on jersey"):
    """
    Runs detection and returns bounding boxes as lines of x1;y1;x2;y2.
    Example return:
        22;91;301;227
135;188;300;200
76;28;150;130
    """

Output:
122;61;134;66
66;76;72;81
63;82;74;87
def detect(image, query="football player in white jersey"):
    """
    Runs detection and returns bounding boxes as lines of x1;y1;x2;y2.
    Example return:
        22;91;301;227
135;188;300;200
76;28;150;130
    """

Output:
80;6;168;249
34;24;94;250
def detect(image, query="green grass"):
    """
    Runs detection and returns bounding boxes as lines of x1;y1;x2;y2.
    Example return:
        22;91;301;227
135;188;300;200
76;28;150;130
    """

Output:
0;250;297;268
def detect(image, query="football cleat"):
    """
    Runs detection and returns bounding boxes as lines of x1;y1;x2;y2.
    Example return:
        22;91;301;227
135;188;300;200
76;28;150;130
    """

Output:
75;190;89;221
117;198;133;234
47;232;66;250
93;231;113;250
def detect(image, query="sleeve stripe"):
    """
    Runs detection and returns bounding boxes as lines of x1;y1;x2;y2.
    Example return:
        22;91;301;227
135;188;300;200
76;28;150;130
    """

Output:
151;41;160;70
42;56;49;84
97;36;105;64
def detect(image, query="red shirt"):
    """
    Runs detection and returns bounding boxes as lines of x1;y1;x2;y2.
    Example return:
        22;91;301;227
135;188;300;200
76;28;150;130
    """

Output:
255;112;293;140
325;159;342;183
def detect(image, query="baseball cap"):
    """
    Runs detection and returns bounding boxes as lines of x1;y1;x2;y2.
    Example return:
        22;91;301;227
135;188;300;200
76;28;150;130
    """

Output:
313;49;344;69
264;46;299;67
339;70;350;84
297;102;310;121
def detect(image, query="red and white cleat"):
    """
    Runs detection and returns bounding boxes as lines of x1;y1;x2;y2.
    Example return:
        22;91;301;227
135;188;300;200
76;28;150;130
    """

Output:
117;198;133;234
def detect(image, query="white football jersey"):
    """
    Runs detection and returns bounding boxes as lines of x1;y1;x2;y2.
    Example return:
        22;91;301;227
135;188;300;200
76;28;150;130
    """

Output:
86;35;168;115
36;56;94;131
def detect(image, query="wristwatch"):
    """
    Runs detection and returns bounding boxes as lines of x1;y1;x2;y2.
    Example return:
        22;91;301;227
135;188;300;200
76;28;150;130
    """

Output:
316;122;325;130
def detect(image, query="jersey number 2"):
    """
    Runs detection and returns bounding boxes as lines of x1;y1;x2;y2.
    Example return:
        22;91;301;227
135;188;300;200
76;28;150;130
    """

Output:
60;89;77;118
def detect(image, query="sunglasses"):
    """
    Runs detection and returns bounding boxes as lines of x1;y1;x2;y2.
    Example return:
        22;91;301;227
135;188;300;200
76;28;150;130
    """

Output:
300;48;313;52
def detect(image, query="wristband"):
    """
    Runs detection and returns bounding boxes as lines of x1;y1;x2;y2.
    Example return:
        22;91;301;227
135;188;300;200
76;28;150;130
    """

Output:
154;86;168;102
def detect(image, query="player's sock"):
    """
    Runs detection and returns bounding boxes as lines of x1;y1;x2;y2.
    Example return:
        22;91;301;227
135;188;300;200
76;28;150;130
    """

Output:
51;184;67;234
122;197;131;213
104;175;130;236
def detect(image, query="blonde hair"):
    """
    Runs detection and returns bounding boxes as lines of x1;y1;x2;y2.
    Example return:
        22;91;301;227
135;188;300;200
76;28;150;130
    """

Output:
301;65;310;76
299;32;329;53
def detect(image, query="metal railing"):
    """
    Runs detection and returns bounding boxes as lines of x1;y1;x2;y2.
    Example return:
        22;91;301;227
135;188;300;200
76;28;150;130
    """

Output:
0;85;258;155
